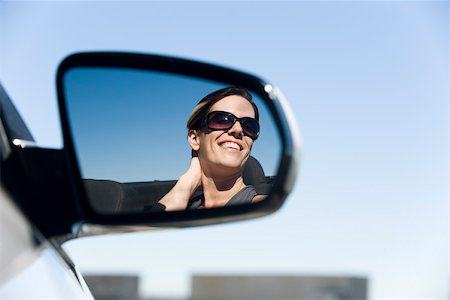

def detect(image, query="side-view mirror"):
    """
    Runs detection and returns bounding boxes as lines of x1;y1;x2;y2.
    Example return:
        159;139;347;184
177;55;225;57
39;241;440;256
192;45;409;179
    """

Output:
57;52;301;235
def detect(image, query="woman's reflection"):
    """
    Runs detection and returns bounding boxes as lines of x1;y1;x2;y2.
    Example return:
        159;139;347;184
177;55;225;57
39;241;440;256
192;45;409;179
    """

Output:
153;87;266;211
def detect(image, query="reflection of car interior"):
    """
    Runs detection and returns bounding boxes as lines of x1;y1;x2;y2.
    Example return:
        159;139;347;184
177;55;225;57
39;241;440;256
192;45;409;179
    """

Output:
84;156;275;213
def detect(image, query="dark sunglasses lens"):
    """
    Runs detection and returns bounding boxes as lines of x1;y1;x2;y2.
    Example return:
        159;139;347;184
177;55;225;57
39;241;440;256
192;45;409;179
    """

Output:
241;118;259;140
208;112;234;129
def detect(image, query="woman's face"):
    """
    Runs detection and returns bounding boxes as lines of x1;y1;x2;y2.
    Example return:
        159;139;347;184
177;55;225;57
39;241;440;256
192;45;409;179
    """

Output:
190;95;256;176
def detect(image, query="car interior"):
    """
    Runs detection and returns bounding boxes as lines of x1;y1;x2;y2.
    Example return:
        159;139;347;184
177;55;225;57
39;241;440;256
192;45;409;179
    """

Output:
84;155;275;214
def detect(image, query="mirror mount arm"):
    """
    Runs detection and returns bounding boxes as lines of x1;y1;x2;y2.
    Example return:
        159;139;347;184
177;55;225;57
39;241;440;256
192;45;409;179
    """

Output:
3;145;83;238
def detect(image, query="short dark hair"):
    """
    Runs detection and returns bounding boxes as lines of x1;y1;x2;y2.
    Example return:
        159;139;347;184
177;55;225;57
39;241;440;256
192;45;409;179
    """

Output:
187;87;259;131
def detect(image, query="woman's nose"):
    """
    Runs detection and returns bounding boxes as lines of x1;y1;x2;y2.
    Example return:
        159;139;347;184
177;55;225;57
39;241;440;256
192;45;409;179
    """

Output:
227;121;244;139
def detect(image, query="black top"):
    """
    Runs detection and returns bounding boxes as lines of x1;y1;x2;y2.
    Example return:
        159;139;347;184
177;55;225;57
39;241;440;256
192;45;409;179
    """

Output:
187;185;257;209
144;185;257;212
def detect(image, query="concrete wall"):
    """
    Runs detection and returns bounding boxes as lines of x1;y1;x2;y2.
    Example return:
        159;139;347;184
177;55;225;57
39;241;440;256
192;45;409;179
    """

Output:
84;275;140;300
191;275;367;300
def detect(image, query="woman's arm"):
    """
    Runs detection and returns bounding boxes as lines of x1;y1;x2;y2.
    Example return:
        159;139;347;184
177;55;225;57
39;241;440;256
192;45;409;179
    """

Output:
157;156;202;211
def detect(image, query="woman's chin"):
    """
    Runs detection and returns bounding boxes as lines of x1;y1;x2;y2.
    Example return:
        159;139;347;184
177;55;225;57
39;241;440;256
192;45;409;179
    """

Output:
217;157;247;170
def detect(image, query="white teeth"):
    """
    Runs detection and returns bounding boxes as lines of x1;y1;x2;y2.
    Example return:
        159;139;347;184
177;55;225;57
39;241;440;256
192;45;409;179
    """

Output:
221;142;240;150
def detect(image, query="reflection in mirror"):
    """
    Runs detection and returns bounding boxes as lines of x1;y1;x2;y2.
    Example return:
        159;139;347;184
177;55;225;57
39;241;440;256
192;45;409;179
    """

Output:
63;68;281;214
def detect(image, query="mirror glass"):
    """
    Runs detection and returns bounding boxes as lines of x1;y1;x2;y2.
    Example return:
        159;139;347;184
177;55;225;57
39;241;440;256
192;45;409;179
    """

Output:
63;67;281;214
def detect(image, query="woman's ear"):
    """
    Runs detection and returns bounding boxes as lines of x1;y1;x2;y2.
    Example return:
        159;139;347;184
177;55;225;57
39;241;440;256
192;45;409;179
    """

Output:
188;129;200;151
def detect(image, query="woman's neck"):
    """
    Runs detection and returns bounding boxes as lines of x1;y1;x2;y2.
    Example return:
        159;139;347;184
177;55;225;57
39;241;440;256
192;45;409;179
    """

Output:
201;173;246;208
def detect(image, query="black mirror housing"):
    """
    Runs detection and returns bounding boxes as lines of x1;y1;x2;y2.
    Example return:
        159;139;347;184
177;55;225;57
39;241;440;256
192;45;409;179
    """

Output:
57;52;301;236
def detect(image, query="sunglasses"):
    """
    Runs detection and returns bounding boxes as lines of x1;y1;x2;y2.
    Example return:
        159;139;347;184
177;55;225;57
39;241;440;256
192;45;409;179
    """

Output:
206;111;260;140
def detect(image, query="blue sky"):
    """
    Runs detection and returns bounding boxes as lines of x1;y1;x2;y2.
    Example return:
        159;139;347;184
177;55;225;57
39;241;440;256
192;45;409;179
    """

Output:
63;67;280;181
1;1;448;299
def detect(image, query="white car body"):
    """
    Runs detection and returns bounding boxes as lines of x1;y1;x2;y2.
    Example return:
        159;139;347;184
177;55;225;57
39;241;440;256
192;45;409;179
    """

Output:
0;187;94;299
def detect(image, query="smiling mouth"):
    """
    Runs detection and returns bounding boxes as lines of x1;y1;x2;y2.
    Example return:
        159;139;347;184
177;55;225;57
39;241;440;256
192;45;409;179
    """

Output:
219;141;242;151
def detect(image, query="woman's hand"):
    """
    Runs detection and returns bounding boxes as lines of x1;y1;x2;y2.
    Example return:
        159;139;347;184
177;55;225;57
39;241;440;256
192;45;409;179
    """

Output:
158;153;203;211
182;150;202;191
